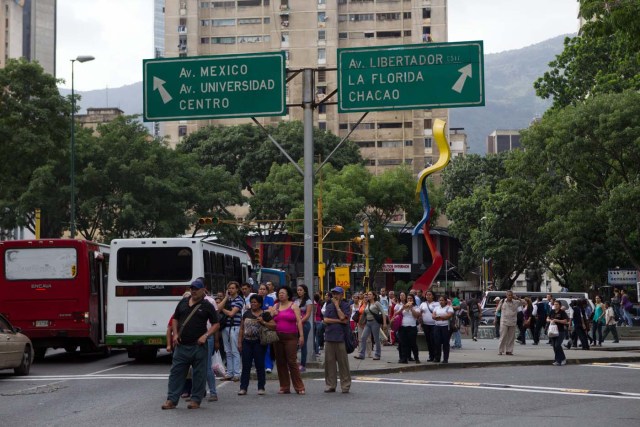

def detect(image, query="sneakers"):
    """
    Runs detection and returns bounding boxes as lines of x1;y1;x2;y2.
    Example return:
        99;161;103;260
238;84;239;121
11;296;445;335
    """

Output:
258;389;265;395
560;359;567;366
552;361;560;366
232;376;240;382
299;365;306;372
472;337;477;342
265;368;272;374
207;394;218;402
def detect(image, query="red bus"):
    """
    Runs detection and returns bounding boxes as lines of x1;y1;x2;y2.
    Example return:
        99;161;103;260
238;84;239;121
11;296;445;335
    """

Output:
0;239;110;359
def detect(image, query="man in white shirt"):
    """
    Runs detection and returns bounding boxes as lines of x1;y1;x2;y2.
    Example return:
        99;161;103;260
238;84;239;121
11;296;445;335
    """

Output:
419;291;439;362
266;281;277;301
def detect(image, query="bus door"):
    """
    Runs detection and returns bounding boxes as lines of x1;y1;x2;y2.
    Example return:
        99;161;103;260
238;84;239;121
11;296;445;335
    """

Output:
88;251;108;348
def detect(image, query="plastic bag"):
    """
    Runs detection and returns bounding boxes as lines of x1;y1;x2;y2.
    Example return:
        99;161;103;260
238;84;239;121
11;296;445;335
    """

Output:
212;350;226;377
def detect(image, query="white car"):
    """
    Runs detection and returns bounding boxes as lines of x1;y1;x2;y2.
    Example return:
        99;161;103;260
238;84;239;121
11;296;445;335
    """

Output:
0;313;33;375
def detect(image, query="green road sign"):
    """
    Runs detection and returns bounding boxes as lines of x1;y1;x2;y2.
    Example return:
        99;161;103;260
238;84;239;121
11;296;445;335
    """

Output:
338;41;484;113
143;52;286;121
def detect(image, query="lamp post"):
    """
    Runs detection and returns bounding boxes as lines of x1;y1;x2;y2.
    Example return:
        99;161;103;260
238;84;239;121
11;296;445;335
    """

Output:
69;55;95;238
445;260;456;296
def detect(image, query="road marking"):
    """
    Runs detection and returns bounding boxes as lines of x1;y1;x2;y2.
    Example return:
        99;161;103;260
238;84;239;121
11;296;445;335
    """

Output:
89;363;128;375
589;362;640;370
347;377;640;400
1;373;235;382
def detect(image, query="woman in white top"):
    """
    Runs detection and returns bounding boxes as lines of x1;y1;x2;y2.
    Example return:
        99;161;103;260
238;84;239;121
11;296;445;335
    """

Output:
419;291;439;362
397;294;421;363
353;291;386;360
432;295;454;363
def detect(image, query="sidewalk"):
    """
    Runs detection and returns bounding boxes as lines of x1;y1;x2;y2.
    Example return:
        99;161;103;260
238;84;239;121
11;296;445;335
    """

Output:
300;338;640;378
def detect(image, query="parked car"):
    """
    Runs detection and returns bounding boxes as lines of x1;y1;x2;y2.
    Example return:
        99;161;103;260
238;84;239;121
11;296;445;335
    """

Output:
0;313;34;375
481;308;495;325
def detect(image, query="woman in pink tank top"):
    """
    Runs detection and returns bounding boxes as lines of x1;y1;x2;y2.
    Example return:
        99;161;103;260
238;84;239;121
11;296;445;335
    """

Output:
269;286;305;394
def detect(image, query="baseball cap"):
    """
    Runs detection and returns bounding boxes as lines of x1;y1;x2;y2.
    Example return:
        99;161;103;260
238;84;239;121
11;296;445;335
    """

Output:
190;278;205;289
331;287;344;294
494;296;501;301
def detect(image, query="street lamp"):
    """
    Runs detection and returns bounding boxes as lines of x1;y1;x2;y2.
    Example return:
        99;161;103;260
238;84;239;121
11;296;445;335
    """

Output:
69;55;95;238
444;260;456;296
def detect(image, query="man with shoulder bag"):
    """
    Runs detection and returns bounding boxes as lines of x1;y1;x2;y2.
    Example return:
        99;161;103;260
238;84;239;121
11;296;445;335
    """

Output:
162;279;219;410
323;287;352;393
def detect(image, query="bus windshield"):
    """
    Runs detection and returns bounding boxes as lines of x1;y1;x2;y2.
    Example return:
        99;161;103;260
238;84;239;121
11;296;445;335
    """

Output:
117;247;193;282
4;247;77;280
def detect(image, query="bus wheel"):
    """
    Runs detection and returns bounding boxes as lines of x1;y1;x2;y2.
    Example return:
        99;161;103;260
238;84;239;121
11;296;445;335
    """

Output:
34;347;47;361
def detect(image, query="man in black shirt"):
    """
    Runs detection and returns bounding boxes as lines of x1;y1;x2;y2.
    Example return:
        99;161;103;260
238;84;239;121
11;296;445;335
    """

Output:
162;278;219;410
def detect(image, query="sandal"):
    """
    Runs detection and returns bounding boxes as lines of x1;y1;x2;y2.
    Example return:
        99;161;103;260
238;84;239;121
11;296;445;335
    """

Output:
278;389;291;394
296;389;306;395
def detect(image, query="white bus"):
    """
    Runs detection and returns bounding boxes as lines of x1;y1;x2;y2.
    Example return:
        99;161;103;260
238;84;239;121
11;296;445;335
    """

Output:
105;238;252;360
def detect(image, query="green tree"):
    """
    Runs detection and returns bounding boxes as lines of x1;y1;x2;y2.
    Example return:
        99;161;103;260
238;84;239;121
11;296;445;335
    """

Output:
178;121;363;195
534;0;640;110
521;90;640;273
0;59;71;237
74;116;244;242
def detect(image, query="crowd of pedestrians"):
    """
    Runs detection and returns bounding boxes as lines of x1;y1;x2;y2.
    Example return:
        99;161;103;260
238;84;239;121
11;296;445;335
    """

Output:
162;280;633;409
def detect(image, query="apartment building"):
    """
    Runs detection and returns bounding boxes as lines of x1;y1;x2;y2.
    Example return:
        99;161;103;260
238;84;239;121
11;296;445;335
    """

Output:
160;0;449;176
0;0;56;75
486;129;521;154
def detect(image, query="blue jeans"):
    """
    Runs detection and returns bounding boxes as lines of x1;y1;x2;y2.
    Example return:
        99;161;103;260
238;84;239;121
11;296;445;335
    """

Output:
222;326;241;377
300;321;311;367
623;308;633;326
358;320;381;358
451;330;462;348
206;335;217;396
166;344;207;404
265;344;273;370
240;339;266;391
551;330;566;363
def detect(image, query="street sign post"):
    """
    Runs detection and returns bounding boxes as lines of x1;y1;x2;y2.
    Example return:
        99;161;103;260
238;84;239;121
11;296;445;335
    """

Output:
143;52;286;121
338;41;484;113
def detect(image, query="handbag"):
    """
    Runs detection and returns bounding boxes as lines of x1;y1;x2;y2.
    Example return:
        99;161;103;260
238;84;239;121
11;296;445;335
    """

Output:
259;325;279;345
369;303;384;324
391;312;403;333
211;350;226;377
547;323;559;337
343;323;356;354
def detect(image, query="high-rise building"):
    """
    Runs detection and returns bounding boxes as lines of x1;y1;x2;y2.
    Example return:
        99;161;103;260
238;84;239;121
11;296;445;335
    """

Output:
161;0;449;176
486;129;521;154
0;0;56;76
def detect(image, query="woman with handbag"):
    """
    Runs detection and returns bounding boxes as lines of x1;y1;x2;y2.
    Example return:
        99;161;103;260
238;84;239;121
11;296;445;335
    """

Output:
547;300;569;366
353;291;386;361
268;287;306;395
237;294;275;395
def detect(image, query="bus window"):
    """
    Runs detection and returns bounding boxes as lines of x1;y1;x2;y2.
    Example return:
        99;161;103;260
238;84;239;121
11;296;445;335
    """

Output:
233;257;241;282
4;247;77;280
117;247;193;282
224;255;233;278
216;253;224;274
203;250;212;289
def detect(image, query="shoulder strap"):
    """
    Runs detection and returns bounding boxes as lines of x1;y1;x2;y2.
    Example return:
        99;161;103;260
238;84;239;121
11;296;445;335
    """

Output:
178;302;202;337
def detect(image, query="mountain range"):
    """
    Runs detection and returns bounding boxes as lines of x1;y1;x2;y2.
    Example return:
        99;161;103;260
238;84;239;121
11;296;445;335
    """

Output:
62;34;572;154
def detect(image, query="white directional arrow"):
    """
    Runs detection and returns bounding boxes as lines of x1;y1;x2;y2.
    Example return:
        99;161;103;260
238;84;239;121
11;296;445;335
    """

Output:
153;76;173;104
451;64;472;93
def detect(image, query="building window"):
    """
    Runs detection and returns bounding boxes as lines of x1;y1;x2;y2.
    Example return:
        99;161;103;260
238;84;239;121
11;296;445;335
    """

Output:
403;12;411;19
264;17;270;24
317;68;326;82
379;141;403;148
339;32;348;39
404;159;413;165
403;30;411;36
318;0;326;4
238;0;262;6
422;7;431;19
356;141;375;148
378;159;402;166
200;37;211;44
364;32;375;38
350;13;374;22
200;1;210;7
201;20;210;26
213;19;235;26
318;12;326;22
338;14;348;22
178;125;187;137
377;31;402;38
318;30;326;41
377;13;401;21
424;138;432;148
378;122;403;129
339;123;348;130
281;32;289;45
212;37;236;44
424;119;432;129
212;1;235;7
318;48;326;64
367;159;376;166
404;140;413;146
318;121;327;130
238;17;262;24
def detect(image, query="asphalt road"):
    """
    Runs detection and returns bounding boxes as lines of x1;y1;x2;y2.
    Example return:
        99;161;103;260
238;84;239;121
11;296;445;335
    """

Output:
1;350;639;427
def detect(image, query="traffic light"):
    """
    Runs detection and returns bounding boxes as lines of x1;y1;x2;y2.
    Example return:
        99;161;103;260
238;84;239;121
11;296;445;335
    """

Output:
198;217;219;226
254;246;261;264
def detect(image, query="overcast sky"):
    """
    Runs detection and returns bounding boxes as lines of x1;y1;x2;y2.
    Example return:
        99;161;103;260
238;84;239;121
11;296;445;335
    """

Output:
56;0;579;91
